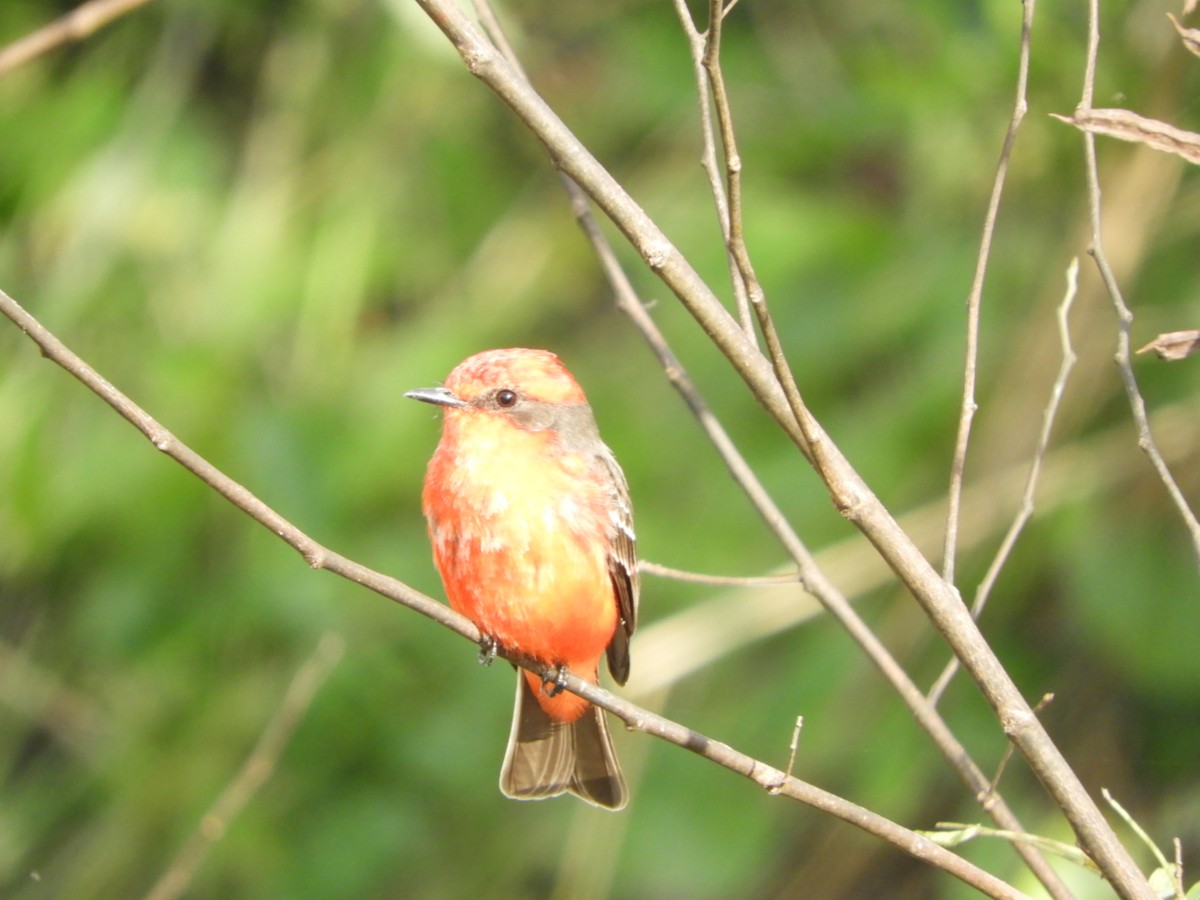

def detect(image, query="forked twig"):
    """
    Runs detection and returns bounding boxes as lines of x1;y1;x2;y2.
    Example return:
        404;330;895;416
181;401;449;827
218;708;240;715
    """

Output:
1075;0;1200;566
669;0;755;340
694;0;816;461
943;0;1037;585
979;694;1055;812
929;260;1079;706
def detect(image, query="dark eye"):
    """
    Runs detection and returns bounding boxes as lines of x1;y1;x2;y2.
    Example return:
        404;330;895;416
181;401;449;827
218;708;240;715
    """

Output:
495;389;518;408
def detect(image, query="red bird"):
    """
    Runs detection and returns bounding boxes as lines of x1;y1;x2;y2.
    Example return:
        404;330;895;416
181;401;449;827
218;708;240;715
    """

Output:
407;348;638;810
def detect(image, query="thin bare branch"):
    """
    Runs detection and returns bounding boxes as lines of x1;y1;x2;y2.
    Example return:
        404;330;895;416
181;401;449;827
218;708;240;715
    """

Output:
640;561;800;587
145;633;345;900
775;716;804;788
685;0;824;493
670;0;756;340
0;0;157;78
1075;0;1200;567
943;0;1036;584
697;0;815;431
981;694;1055;812
701;0;752;299
0;287;472;638
929;259;1078;706
634;400;1197;694
0;285;1022;899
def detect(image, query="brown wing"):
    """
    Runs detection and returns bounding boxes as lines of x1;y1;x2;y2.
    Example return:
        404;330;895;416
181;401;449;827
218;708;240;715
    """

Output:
601;447;638;686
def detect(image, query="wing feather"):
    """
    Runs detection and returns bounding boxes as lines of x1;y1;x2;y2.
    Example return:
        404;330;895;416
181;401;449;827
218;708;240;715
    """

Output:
601;448;637;686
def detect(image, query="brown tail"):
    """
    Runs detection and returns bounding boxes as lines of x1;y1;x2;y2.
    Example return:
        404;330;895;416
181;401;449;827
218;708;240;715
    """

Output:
499;673;627;810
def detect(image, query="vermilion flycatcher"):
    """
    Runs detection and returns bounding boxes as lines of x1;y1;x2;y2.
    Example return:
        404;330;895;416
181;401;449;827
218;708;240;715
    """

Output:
406;348;638;810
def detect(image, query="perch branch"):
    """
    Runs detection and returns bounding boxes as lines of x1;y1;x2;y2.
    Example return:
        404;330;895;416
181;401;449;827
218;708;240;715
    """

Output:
0;285;1024;899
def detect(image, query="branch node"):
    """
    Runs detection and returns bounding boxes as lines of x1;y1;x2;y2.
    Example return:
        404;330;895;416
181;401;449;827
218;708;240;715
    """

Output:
643;239;673;270
462;45;492;76
1000;706;1038;742
753;760;789;795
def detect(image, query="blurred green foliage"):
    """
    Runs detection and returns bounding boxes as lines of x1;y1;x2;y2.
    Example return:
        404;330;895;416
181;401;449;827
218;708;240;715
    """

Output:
2;0;1199;897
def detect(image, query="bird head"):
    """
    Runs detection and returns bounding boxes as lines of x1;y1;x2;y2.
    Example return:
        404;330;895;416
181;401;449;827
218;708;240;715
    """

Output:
406;348;598;443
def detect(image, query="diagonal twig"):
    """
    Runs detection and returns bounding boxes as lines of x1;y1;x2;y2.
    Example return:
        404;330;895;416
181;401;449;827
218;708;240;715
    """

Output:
943;0;1037;585
669;0;756;340
0;284;1025;900
929;258;1079;706
144;633;345;900
1074;0;1200;567
0;0;157;78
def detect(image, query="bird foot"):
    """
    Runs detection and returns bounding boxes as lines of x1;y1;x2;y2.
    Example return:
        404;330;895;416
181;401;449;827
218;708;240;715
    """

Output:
541;664;569;697
477;635;499;667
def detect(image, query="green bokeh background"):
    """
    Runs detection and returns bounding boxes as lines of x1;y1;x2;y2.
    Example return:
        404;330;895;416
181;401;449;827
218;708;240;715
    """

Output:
2;1;1198;897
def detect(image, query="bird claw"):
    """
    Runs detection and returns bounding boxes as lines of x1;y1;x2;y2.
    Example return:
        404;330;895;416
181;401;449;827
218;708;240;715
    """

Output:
477;635;498;667
541;664;569;697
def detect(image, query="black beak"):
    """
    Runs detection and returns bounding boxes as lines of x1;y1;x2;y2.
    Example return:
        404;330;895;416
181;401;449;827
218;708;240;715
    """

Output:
404;386;469;409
